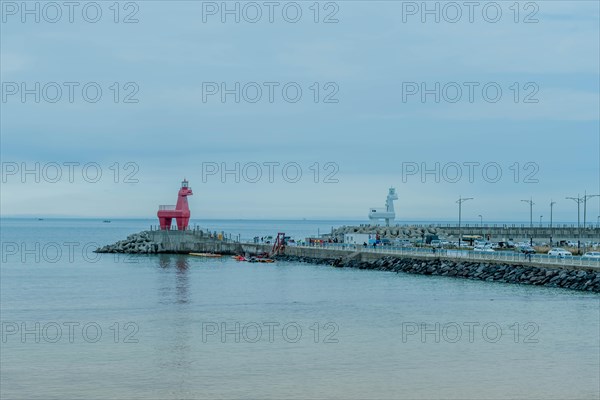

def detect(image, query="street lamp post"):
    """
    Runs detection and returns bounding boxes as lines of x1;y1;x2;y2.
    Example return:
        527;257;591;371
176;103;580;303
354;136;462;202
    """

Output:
478;214;484;240
521;198;534;228
566;195;583;253
521;198;534;246
550;201;556;228
457;196;474;249
582;191;599;229
550;200;556;246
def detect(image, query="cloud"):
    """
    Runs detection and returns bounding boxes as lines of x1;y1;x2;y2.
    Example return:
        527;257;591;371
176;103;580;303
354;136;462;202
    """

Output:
1;2;598;219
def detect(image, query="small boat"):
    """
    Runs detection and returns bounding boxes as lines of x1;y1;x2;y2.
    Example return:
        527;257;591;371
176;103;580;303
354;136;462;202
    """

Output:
233;255;247;261
103;220;111;223
189;252;222;257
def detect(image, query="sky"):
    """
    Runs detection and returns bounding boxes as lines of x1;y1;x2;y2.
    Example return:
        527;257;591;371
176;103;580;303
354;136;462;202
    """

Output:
1;1;599;222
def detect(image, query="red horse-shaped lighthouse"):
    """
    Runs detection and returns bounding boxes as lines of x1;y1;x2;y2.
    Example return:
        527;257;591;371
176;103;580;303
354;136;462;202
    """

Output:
157;179;193;230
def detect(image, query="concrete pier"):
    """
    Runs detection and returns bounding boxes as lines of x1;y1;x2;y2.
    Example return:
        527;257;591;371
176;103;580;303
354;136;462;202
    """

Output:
95;230;600;292
97;230;600;268
96;230;273;255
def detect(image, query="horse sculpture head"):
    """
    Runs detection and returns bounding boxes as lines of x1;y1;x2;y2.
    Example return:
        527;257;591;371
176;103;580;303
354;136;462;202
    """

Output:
178;179;193;197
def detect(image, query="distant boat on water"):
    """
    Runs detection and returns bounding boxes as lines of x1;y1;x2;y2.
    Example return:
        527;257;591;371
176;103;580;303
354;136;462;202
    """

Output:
103;220;111;223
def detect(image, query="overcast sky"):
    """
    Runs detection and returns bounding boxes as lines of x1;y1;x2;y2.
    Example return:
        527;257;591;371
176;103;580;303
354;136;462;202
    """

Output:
1;1;599;222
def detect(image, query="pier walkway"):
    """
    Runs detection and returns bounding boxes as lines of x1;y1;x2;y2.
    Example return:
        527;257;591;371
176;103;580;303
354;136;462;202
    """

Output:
135;229;600;270
284;244;600;270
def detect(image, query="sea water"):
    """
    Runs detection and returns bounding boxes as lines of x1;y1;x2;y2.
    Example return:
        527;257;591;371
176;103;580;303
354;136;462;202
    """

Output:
1;218;599;399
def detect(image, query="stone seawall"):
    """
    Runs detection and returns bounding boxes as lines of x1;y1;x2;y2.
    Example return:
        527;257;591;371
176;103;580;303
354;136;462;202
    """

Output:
276;254;600;293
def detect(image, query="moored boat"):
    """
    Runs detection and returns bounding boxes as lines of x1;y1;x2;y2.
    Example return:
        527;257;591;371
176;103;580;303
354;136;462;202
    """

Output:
189;252;222;257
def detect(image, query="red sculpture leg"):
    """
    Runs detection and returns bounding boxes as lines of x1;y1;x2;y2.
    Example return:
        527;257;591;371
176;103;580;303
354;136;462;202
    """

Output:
159;217;172;230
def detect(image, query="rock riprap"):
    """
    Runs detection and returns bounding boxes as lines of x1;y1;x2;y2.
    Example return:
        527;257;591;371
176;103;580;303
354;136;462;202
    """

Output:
276;255;600;292
95;231;163;254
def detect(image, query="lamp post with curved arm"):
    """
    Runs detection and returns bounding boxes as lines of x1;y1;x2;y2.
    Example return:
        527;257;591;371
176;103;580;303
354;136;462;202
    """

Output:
566;195;583;253
457;196;473;249
521;198;534;246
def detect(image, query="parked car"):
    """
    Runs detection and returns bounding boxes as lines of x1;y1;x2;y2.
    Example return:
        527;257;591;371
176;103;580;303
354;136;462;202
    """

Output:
394;239;412;247
496;241;515;249
582;252;600;259
520;246;536;254
548;248;572;257
430;239;442;248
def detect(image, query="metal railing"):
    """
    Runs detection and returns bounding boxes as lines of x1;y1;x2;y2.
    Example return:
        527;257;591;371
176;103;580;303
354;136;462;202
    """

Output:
158;205;176;210
148;225;243;243
347;223;600;229
293;243;600;269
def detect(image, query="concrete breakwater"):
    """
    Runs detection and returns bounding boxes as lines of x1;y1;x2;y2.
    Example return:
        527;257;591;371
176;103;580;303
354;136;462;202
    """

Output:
95;231;247;254
329;224;600;242
276;254;600;293
96;230;600;292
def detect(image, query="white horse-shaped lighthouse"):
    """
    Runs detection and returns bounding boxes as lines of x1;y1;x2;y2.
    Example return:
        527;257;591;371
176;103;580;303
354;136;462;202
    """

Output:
368;188;398;226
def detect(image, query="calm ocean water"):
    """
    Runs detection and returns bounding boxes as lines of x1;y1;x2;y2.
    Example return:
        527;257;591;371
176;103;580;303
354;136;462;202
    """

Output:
1;218;599;400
